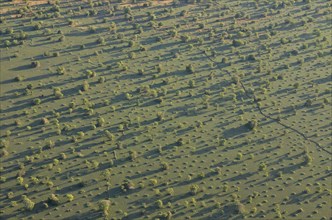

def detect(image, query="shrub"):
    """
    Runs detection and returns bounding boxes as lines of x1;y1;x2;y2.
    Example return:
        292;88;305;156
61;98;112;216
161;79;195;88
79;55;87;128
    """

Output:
59;35;65;42
33;98;41;105
105;130;114;141
48;194;60;205
166;188;174;196
236;152;243;160
186;64;195;74
188;79;195;88
82;81;89;91
41;117;50;125
22;195;35;211
128;40;135;47
235;200;246;215
54;87;64;99
232;39;246;47
56;66;66;75
121;179;135;191
129;150;138;161
96;36;105;45
97;117;105;127
14;75;24;81
246;119;258;130
98;76;105;83
156;200;163;208
98;200;111;217
86;70;97;78
181;34;191;43
31;61;40;68
150;178;158;186
156;112;165;121
161;162;169;170
190;184;199;195
259;162;267;171
304;151;312;165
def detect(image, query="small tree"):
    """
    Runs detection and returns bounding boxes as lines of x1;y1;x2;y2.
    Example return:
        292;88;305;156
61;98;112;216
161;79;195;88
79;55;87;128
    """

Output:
82;81;89;91
31;61;40;68
161;162;169;170
66;194;74;202
246;119;258;130
22;195;35;211
188;79;195;88
186;64;195;74
54;87;64;99
98;200;111;217
190;184;199;195
303;151;312;166
129;150;138;161
156;200;163;209
258;162;267;171
97;116;105;127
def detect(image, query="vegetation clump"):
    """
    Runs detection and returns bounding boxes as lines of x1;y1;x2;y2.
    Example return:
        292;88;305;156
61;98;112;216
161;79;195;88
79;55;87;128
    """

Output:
22;195;35;211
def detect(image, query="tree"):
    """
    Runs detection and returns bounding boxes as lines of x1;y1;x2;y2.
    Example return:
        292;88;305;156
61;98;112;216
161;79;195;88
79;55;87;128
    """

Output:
235;200;246;215
246;119;258;130
188;79;195;88
66;194;74;202
258;162;267;171
97;116;105;127
54;87;64;99
129;150;138;161
190;184;199;195
48;194;60;205
82;81;89;91
232;39;246;47
98;200;111;217
161;162;169;170
186;64;195;74
303;151;312;165
31;61;40;68
22;195;35;211
156;199;164;208
105;130;114;141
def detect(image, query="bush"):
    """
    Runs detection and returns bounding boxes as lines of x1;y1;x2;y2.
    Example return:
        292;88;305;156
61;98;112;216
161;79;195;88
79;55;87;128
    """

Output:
190;184;199;195
14;75;24;82
181;34;191;43
161;162;169;170
31;61;40;68
259;162;267;171
82;81;89;91
86;70;97;78
97;117;105;127
129;150;138;161
232;39;246;47
96;36;105;45
121;179;135;191
47;194;60;205
98;200;111;217
246;119;258;130
186;64;195;74
54;88;64;99
56;66;66;75
156;200;163;208
105;130;114;141
156;112;165;121
66;194;74;202
304;152;312;165
22;195;35;211
33;98;41;105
